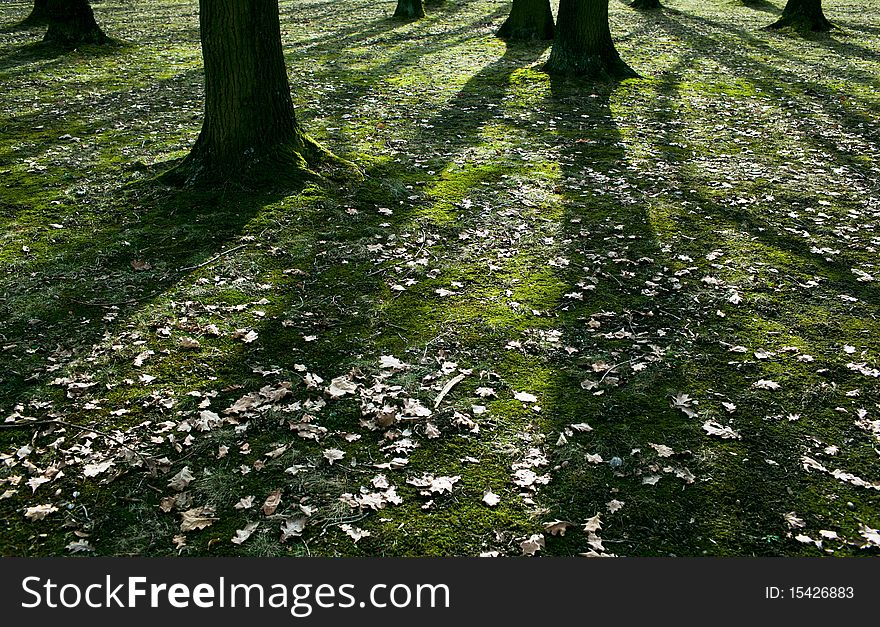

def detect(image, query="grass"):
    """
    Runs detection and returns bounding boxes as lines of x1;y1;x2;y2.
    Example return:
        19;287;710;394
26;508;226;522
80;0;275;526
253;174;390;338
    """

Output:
0;0;878;557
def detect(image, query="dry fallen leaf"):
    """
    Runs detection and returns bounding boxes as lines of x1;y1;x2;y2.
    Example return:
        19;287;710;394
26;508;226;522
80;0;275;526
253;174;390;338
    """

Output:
323;448;345;465
340;524;371;543
583;513;602;534
280;517;307;542
520;534;545;556
180;507;218;532
702;420;741;440
168;466;195;491
379;355;408;370
482;490;500;507
262;489;282;516
513;391;538;403
231;522;259;545
607;499;625;513
24;504;58;521
544;520;574;536
327;376;358;398
234;495;255;510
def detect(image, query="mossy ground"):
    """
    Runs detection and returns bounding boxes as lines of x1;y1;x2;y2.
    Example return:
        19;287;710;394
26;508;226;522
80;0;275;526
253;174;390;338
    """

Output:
1;0;878;557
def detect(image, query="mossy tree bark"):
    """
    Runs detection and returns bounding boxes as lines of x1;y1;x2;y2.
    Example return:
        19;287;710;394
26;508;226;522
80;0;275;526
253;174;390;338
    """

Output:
20;0;50;27
44;0;108;46
393;0;425;19
630;0;661;10
544;0;637;79
164;0;335;187
769;0;832;31
497;0;555;41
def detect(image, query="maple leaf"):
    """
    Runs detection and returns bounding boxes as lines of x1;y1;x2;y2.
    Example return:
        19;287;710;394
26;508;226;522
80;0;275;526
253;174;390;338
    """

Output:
231;522;259;545
262;490;282;516
429;475;460;494
607;499;625;513
520;534;545;556
180;507;218;532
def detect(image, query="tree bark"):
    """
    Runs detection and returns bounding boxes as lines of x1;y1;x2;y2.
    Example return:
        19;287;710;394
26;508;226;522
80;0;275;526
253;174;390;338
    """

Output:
164;0;333;187
544;0;637;79
630;0;661;10
769;0;832;31
497;0;555;41
20;0;50;27
44;0;108;46
394;0;425;19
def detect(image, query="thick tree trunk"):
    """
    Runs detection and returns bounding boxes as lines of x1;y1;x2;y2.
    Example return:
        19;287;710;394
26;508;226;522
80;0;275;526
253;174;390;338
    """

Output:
394;0;425;19
20;0;50;27
630;0;661;10
44;0;108;46
544;0;637;79
497;0;555;41
769;0;832;31
164;0;333;186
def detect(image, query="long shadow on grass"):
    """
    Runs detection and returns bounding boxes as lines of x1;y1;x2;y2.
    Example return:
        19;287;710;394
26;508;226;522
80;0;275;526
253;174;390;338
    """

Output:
526;22;879;555
738;0;782;16
518;73;807;555
0;182;288;404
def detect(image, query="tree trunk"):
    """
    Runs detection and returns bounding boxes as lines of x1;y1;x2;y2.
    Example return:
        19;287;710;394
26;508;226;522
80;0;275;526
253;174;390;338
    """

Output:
44;0;108;46
163;0;334;186
630;0;661;10
497;0;555;41
769;0;832;31
20;0;50;27
394;0;425;19
544;0;637;79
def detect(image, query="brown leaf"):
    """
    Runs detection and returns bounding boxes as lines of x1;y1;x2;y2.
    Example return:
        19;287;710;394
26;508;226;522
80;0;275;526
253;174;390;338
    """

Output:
180;507;217;532
543;520;574;536
262;489;282;516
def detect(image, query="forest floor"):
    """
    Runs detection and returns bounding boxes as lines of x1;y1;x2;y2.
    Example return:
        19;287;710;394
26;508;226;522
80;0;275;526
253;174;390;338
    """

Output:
1;0;879;557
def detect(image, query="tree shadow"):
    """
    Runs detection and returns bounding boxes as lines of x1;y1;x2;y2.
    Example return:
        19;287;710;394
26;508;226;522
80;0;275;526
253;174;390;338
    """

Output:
738;0;782;16
531;67;841;555
0;36;127;72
